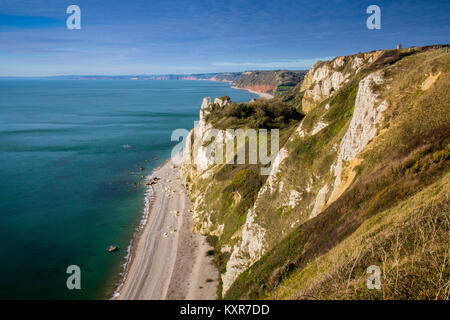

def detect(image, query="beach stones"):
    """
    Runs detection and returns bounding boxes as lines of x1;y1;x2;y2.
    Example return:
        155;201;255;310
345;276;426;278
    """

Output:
145;177;159;186
170;210;180;216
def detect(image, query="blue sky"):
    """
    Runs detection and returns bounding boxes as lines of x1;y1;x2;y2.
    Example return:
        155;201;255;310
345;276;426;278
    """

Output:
0;0;449;76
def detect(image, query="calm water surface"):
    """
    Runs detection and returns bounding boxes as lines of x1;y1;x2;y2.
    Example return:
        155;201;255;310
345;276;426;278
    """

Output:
0;80;257;299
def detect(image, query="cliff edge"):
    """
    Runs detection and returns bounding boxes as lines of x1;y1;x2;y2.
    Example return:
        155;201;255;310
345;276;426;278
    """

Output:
180;45;450;299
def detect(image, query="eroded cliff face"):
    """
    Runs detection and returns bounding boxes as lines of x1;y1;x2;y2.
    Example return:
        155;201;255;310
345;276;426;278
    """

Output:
225;46;449;300
308;70;389;218
221;146;289;293
180;97;237;236
224;56;394;295
328;71;388;205
300;51;384;112
179;46;449;298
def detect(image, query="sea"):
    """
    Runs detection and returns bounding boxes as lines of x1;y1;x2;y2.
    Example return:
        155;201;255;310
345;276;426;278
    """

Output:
0;79;257;299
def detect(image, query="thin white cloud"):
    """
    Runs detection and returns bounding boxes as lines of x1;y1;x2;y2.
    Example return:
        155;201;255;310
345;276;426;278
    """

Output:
213;57;334;69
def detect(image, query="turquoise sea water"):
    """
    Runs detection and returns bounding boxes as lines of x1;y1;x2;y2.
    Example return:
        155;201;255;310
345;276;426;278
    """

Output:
0;80;257;299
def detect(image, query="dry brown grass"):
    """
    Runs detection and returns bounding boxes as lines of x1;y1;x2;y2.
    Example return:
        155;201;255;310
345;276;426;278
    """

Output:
272;172;449;300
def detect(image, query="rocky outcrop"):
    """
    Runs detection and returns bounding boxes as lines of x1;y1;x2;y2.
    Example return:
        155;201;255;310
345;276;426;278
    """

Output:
301;63;349;113
220;67;390;294
222;205;266;293
311;121;328;135
182;96;231;177
303;70;389;219
300;51;385;113
310;184;329;218
221;146;289;294
180;48;409;297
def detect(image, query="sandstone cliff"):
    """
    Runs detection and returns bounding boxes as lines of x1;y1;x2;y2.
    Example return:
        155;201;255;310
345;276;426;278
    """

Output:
234;70;306;95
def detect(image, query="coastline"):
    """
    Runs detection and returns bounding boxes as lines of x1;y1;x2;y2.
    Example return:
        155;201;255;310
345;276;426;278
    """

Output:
231;85;275;99
111;83;259;300
111;159;169;299
113;158;218;300
190;78;275;99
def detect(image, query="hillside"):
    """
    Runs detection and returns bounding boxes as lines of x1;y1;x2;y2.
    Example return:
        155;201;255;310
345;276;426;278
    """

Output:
233;70;307;95
25;71;306;97
180;45;450;299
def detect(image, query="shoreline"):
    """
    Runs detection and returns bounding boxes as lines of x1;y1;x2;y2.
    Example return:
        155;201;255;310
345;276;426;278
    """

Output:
111;159;169;299
181;77;275;99
231;85;275;99
113;158;218;300
111;84;259;299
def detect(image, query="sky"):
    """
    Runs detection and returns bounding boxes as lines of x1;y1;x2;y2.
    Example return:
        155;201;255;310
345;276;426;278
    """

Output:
0;0;449;76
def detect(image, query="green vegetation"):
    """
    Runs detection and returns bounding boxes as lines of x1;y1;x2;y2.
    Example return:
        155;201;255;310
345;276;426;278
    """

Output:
234;70;306;95
224;47;450;300
184;46;449;300
275;85;295;94
271;172;449;300
205;99;304;130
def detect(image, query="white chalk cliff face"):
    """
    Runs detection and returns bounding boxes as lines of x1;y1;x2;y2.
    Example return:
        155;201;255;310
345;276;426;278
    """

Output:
300;52;384;113
180;97;231;238
300;57;350;112
181;51;392;297
338;71;387;161
181;96;292;294
221;205;266;294
309;70;389;219
328;71;388;204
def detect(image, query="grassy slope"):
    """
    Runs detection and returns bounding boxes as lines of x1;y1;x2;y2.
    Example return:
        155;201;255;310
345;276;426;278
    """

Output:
223;47;450;299
270;171;449;300
189;97;304;297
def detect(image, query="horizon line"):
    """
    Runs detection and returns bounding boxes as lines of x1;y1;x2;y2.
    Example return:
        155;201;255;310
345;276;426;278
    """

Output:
0;69;311;79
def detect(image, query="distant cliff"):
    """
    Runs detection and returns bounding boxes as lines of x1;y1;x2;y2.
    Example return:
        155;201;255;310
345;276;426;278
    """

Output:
19;70;306;97
146;70;307;96
167;70;307;96
180;45;450;300
233;70;306;95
